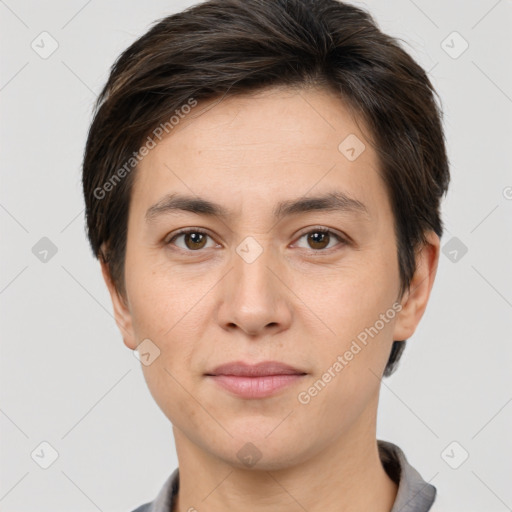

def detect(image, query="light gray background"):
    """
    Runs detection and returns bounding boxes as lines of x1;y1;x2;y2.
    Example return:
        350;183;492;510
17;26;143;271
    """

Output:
1;1;511;511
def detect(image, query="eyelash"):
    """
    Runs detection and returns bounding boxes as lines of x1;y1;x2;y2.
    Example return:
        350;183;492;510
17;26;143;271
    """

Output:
165;227;349;253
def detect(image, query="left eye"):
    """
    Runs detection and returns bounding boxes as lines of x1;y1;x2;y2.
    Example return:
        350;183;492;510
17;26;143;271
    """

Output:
295;229;346;251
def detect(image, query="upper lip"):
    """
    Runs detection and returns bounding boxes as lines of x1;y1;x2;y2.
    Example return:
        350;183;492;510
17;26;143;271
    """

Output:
206;361;307;377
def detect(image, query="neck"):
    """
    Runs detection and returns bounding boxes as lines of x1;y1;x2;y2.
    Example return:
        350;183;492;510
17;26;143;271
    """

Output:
172;403;397;512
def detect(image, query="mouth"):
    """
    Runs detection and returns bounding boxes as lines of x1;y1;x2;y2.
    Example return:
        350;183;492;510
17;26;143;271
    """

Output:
205;361;307;399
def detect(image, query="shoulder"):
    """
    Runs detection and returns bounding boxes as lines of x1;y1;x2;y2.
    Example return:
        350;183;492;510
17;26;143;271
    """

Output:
428;491;448;512
129;503;152;512
128;468;179;512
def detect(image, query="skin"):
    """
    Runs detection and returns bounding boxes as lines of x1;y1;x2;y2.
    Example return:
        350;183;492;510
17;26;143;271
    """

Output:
101;86;440;512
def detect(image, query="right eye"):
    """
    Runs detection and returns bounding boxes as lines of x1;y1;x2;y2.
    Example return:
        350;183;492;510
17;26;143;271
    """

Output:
165;228;218;251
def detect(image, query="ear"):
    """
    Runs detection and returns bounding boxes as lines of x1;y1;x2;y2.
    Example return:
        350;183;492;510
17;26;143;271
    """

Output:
393;230;440;341
99;251;138;351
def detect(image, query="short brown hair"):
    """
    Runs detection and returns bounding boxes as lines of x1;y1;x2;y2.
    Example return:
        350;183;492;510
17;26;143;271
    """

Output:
82;0;450;376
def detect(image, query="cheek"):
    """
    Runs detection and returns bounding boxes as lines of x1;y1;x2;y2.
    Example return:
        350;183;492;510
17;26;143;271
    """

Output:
298;311;395;436
129;276;203;428
299;254;399;406
124;252;208;338
305;253;399;342
125;261;213;409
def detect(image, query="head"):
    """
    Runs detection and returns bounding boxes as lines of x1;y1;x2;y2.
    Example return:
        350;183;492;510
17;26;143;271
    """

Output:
82;0;449;469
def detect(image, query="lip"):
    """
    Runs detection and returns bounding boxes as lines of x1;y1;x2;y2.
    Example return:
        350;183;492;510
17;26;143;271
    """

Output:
206;360;306;377
205;361;307;399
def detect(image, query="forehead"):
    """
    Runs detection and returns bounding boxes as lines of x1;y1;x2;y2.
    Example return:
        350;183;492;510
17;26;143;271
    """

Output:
162;86;369;162
130;86;389;225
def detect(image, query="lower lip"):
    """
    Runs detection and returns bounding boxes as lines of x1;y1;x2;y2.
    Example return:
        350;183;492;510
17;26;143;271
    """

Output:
207;374;305;399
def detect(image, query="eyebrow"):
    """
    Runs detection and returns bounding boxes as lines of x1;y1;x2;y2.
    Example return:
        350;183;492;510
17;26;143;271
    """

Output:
145;191;370;223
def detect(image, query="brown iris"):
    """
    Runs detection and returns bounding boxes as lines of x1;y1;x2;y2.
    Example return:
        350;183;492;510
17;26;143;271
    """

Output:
183;232;208;250
307;231;330;250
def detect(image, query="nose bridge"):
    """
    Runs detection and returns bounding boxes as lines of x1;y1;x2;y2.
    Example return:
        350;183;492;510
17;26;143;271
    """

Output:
232;237;277;308
216;236;291;335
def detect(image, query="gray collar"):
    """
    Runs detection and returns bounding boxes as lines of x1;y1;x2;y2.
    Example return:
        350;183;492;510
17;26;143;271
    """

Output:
135;440;436;512
379;440;437;511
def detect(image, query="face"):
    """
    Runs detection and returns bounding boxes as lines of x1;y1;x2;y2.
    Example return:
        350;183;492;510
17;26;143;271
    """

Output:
103;86;439;470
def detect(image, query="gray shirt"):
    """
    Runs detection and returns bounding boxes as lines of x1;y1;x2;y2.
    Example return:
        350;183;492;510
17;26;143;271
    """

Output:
131;440;438;512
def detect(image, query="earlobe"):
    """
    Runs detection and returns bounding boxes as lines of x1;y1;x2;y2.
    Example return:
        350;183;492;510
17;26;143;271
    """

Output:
99;255;138;351
392;231;440;342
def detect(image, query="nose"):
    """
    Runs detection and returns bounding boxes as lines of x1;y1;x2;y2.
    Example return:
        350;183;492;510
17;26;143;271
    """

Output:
215;242;293;337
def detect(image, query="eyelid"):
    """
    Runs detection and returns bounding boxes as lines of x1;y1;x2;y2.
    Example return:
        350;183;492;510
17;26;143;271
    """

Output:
294;225;346;239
